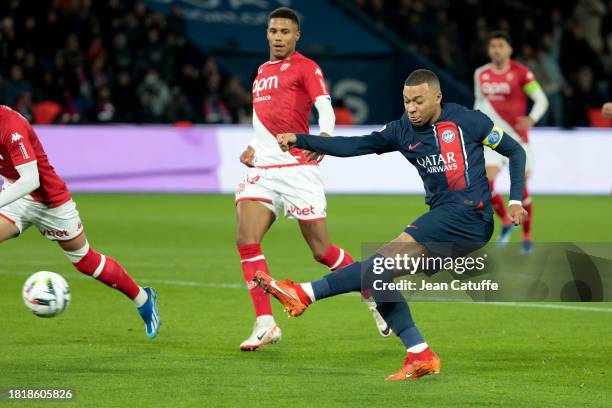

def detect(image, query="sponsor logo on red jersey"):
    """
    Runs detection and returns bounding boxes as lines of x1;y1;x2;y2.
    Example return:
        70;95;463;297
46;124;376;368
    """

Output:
253;76;279;97
288;205;316;216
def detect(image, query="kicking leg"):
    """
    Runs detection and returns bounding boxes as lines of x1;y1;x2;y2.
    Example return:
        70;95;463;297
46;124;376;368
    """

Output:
253;230;440;379
58;232;160;339
299;219;391;336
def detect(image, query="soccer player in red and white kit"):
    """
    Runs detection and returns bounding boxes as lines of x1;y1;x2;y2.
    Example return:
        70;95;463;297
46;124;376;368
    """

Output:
0;105;160;338
474;31;549;254
235;7;388;350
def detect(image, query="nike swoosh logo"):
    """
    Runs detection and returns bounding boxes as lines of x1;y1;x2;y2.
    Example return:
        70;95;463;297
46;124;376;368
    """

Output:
271;281;295;300
257;330;268;341
408;142;422;151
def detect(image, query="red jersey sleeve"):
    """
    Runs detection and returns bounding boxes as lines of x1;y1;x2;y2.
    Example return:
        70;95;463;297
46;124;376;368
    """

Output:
1;116;37;167
519;65;536;87
301;60;330;101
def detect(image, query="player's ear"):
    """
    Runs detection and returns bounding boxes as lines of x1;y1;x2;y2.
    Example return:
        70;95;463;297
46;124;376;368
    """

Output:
435;91;442;104
295;30;301;42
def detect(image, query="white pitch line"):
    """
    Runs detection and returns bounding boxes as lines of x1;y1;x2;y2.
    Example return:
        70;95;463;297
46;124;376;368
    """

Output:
477;301;612;313
1;269;611;313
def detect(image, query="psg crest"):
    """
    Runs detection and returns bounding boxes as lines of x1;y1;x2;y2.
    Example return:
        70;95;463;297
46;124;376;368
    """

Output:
441;129;456;143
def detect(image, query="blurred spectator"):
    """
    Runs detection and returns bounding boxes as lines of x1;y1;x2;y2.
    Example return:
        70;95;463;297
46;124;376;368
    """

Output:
166;88;194;123
136;68;171;122
111;33;133;74
222;77;251;124
112;71;136;123
63;33;83;68
96;86;116;123
519;42;565;126
0;76;11;105
85;36;108;66
14;92;33;122
202;73;232;124
138;28;170;79
5;65;33;106
566;66;604;126
573;0;607;53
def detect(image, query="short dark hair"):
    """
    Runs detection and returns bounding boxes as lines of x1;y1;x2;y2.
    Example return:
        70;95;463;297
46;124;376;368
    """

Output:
488;30;512;46
404;69;440;89
269;7;300;29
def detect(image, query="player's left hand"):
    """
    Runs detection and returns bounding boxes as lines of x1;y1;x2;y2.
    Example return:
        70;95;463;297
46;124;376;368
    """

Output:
508;204;528;226
602;102;612;119
515;116;535;132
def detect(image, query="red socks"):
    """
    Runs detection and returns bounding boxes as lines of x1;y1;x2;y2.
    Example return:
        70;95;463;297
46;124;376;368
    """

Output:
73;248;140;299
522;186;533;241
237;243;273;317
489;180;512;227
315;244;354;271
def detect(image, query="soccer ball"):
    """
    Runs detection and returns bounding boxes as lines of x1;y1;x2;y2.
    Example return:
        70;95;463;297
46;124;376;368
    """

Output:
22;271;71;318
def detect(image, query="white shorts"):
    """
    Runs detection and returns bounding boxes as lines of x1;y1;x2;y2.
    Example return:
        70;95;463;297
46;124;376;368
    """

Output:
235;165;327;221
0;197;83;241
484;142;533;174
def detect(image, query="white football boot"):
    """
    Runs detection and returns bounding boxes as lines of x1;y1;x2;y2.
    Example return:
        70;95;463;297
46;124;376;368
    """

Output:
365;297;392;337
239;316;282;351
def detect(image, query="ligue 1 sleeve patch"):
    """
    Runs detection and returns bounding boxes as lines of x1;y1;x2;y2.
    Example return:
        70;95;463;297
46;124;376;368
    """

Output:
483;126;503;148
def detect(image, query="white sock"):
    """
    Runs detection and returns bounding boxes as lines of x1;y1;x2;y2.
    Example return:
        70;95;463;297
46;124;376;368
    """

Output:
256;314;275;326
407;342;428;353
132;287;148;308
301;283;315;302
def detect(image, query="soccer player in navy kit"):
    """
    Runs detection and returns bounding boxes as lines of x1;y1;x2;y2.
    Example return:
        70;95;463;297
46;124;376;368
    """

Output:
252;69;528;381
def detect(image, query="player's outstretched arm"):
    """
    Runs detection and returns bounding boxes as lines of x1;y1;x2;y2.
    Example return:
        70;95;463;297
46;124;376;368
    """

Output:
276;131;393;158
489;132;528;225
0;161;40;208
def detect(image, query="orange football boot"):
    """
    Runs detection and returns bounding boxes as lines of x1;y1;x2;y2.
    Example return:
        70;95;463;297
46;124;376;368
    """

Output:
253;271;309;317
386;348;441;381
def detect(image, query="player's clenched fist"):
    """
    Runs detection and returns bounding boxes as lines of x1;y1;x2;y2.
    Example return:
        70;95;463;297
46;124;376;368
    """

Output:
276;133;297;152
508;204;528;226
602;102;612;119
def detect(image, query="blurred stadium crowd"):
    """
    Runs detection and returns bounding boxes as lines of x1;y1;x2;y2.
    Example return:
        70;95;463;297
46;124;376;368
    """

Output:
356;0;612;127
1;0;610;126
0;0;252;124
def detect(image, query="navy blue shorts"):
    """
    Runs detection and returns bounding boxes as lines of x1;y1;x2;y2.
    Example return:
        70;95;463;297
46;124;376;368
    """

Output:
404;203;494;257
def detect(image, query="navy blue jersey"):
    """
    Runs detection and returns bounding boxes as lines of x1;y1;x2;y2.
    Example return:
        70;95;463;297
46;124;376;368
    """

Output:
295;103;525;209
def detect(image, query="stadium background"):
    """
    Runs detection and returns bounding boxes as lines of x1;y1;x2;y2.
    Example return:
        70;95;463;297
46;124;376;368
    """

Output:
1;1;611;407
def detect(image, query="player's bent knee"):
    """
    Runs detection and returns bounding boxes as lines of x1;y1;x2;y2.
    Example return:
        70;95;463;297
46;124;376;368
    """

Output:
0;218;20;242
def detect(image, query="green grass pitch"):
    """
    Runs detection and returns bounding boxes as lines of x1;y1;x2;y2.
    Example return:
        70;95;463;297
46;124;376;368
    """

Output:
1;194;611;407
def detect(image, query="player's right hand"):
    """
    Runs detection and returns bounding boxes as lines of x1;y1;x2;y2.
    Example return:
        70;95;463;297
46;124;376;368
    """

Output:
602;102;612;119
276;133;297;152
240;145;255;167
